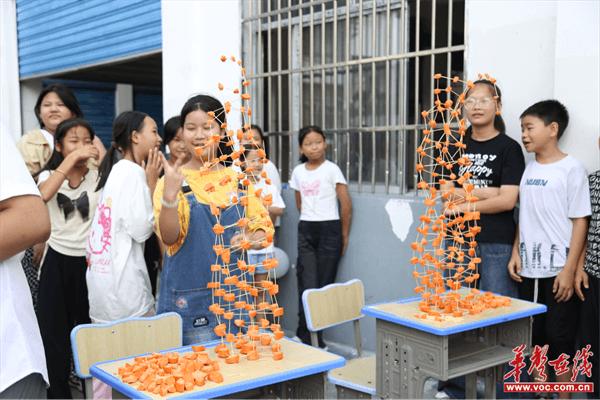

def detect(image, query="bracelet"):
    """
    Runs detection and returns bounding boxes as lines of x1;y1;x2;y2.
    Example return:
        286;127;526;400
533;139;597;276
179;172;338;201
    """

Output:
55;168;67;178
161;196;179;209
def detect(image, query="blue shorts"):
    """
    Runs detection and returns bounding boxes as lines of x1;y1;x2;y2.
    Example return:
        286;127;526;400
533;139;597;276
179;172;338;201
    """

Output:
248;252;272;275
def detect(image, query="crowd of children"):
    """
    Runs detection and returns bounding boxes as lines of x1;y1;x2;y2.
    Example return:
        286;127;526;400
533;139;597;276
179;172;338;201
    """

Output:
0;80;598;400
441;81;598;399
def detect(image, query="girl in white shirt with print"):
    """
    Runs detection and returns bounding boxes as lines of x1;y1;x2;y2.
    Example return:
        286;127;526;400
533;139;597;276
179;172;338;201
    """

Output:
35;118;100;398
289;125;352;347
86;111;162;324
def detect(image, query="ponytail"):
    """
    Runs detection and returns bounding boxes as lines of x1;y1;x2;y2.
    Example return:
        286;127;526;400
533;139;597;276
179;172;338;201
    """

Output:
95;143;122;191
493;114;506;134
96;111;148;191
33;151;64;179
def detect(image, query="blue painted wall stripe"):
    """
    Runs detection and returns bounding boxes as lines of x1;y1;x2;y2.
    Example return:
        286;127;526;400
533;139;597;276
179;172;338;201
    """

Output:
134;88;164;133
17;0;161;78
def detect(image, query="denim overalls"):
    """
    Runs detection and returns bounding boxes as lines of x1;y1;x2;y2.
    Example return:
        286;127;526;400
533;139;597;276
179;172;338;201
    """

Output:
157;189;242;345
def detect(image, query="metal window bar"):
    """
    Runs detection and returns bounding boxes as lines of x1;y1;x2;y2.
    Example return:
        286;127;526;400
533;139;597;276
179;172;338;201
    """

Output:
242;0;465;195
333;0;339;165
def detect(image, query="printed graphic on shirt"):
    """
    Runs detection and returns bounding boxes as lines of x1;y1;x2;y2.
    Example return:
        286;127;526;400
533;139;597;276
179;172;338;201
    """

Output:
585;172;600;278
301;180;321;196
520;242;569;273
87;198;113;264
525;179;548;186
56;191;90;220
458;153;497;187
193;316;209;327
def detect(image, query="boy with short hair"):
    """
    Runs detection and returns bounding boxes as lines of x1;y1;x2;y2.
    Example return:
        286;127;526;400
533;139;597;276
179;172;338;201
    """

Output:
508;100;590;398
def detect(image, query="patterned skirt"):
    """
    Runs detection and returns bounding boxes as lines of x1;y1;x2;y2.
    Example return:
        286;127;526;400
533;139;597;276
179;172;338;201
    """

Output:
21;247;39;311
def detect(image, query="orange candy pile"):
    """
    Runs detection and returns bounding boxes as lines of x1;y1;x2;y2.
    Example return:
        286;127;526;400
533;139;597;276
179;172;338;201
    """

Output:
117;345;223;395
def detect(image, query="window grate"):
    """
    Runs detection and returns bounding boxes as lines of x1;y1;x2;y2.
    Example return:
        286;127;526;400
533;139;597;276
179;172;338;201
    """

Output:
242;0;465;194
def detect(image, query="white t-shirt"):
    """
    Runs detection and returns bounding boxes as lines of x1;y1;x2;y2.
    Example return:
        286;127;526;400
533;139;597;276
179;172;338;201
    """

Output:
233;159;282;227
40;129;54;151
263;160;283;227
519;156;591;278
248;178;286;255
263;160;282;193
86;160;154;323
38;169;100;257
289;160;347;221
0;133;49;392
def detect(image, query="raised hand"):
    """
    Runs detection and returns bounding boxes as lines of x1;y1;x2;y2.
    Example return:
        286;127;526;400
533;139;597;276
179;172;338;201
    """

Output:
67;144;100;165
161;153;184;201
144;148;164;192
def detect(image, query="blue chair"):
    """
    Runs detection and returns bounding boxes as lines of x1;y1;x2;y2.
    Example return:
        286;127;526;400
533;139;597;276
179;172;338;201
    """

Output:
302;279;376;399
70;312;182;398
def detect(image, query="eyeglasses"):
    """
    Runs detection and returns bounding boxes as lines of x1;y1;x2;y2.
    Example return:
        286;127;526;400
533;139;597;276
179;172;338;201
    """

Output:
464;97;495;109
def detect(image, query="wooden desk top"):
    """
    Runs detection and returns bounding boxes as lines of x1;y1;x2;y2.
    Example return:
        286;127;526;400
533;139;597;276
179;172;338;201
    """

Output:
363;292;546;335
90;338;345;399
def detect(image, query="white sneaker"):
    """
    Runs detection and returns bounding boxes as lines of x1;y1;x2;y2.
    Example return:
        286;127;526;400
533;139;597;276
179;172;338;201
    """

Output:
435;390;450;399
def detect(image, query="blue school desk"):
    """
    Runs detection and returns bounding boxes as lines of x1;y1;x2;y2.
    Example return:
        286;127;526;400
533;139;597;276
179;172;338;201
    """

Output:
362;292;546;399
90;337;345;399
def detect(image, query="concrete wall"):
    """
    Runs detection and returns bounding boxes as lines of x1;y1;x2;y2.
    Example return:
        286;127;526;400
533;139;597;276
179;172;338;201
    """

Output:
161;0;241;130
115;84;134;115
276;188;425;351
553;1;600;168
466;0;600;172
19;78;43;134
1;0;22;141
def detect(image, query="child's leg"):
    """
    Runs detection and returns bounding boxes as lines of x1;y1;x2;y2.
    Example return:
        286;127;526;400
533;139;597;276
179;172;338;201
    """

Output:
518;277;549;380
296;221;319;344
579;276;599;399
315;220;343;287
67;255;91;327
65;255;91;397
249;252;270;320
540;278;580;399
255;272;269;321
312;220;343;348
37;247;73;399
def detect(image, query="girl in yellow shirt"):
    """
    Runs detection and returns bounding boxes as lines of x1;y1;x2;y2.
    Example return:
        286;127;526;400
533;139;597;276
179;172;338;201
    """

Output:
154;94;273;345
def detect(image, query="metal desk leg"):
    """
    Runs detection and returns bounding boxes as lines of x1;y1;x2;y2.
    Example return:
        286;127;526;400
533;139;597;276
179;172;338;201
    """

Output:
402;344;433;398
410;370;429;399
465;373;477;399
483;366;498;399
